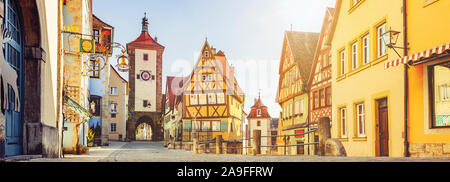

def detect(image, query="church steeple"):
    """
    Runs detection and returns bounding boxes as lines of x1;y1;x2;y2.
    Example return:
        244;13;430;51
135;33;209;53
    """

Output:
142;13;149;33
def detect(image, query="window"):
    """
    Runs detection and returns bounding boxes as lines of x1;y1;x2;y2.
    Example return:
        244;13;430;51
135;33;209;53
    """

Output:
429;61;450;128
340;108;347;138
356;103;366;137
292;68;296;82
257;109;261;117
208;94;216;104
217;93;225;104
143;100;149;107
111;113;116;118
295;101;300;115
110;123;117;133
362;35;370;64
230;122;234;132
190;95;198;105
352;42;358;70
204;51;209;58
110;102;118;113
378;23;387;58
192;121;201;132
199;94;207;105
257;120;261;127
340;50;346;75
93;29;100;43
221;121;228;132
289;103;293;117
184;121;192;132
314;91;319;109
110;87;118;96
299;99;304;115
212;121;221;132
325;87;332;106
202;75;207;81
208;74;213;81
90;59;100;78
320;89;325;107
143;54;149;61
202;121;211;131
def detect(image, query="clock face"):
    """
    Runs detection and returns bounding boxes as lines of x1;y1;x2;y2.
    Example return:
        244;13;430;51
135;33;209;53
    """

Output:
141;71;151;81
82;40;93;52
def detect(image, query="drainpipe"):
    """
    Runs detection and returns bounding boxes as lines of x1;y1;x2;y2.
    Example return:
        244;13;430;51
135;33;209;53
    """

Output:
403;0;410;157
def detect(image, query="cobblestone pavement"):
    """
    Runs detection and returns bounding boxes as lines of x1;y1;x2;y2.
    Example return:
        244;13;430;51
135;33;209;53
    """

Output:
26;141;450;162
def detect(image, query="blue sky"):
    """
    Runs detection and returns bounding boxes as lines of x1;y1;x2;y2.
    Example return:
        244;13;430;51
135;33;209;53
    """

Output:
93;0;336;118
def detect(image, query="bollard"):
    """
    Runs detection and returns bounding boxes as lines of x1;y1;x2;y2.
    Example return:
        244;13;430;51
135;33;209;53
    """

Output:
318;117;332;156
252;130;261;155
193;138;198;154
216;135;222;154
222;142;228;154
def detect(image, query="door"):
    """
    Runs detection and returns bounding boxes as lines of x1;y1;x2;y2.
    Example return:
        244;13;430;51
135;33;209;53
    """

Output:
3;0;24;156
377;99;389;157
297;141;304;155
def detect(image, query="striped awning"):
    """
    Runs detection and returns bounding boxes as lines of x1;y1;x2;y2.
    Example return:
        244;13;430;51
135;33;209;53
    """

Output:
384;43;450;69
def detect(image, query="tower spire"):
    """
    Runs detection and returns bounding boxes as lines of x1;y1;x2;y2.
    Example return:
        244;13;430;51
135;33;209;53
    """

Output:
142;12;149;33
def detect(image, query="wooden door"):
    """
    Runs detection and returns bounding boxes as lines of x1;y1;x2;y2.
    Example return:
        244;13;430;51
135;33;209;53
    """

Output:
378;99;389;157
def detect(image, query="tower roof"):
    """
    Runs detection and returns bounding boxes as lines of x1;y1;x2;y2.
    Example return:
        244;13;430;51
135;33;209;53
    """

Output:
247;98;271;119
128;13;164;48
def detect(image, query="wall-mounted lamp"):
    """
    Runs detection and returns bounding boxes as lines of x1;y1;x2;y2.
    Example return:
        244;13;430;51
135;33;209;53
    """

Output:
382;27;406;58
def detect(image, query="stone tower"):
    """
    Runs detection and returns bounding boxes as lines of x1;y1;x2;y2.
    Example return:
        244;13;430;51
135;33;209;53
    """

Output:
126;14;165;141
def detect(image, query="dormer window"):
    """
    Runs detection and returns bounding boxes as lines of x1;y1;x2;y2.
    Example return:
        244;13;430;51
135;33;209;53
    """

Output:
257;109;261;117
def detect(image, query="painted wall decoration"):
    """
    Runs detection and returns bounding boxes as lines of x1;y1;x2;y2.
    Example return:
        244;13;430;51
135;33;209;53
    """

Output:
1;25;20;112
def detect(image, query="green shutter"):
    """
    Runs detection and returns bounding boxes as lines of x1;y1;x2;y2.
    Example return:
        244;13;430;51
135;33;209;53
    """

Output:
184;121;192;131
220;121;228;132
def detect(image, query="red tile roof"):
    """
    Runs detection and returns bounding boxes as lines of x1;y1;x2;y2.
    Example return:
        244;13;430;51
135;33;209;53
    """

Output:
128;31;164;48
247;98;271;119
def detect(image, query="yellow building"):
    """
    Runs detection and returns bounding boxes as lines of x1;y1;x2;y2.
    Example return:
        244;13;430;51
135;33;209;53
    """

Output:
182;40;245;142
108;65;129;141
329;0;406;157
383;0;450;157
277;31;319;155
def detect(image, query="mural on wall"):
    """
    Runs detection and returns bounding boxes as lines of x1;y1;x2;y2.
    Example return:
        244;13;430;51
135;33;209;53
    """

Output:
1;25;20;112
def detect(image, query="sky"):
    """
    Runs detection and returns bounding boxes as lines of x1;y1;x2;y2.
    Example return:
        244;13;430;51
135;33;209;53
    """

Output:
93;0;336;118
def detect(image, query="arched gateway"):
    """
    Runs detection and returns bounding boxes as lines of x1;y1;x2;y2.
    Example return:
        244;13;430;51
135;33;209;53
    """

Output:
125;14;164;141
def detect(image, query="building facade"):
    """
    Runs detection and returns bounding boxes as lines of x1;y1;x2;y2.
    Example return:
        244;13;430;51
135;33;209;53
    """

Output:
108;65;128;141
277;31;319;155
383;0;450;157
246;97;271;155
309;8;334;126
1;0;63;158
330;0;406;157
182;40;245;143
126;14;164;141
163;76;185;145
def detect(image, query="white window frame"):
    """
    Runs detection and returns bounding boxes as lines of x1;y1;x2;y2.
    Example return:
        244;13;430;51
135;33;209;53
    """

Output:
110;102;118;114
356;104;366;137
352;42;358;70
299;99;304;115
363;35;370;64
208;93;216;104
110;87;118;96
378;23;387;58
340;50;346;75
217;93;225;104
110;123;117;133
199;94;207;105
190;94;198;105
289;103;293;117
204;51;209;58
340;108;347;138
208;74;213;81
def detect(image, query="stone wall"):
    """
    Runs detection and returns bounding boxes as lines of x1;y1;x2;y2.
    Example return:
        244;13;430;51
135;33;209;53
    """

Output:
409;143;450;157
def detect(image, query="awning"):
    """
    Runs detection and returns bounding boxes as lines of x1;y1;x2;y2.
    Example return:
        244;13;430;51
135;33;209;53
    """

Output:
384;43;450;69
64;96;92;120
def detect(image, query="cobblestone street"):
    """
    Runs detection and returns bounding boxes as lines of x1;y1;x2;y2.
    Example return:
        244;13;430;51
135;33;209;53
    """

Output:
24;141;450;162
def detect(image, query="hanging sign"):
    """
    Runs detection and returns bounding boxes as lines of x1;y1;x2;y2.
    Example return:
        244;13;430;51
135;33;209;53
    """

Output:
116;49;129;72
80;38;95;54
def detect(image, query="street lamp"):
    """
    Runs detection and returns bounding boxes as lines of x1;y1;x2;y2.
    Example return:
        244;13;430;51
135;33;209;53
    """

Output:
382;27;406;58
